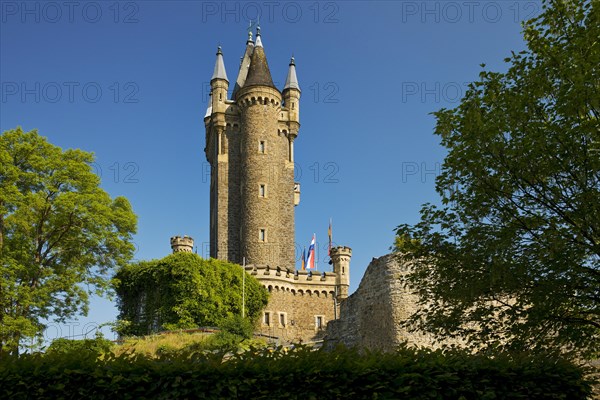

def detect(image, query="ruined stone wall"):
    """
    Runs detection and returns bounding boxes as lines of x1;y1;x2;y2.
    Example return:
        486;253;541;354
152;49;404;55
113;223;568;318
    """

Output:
327;253;440;351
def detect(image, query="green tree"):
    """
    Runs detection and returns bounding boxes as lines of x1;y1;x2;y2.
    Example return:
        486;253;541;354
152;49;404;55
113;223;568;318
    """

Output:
114;252;269;336
395;0;599;357
0;128;137;354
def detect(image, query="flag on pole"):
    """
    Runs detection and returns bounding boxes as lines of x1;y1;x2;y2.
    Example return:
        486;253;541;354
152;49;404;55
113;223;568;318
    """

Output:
328;218;332;256
301;247;306;270
307;234;316;270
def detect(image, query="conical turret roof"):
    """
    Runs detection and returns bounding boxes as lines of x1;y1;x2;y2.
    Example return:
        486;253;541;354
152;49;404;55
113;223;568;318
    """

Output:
243;28;276;89
211;46;228;82
283;56;300;92
232;32;254;97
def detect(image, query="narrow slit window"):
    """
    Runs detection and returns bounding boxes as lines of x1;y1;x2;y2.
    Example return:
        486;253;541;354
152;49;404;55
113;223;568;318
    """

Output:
259;229;266;242
259;184;266;197
259;140;266;153
316;316;323;329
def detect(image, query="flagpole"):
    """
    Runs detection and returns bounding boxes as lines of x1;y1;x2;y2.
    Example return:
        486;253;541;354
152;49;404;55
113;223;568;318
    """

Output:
328;218;333;268
242;257;246;319
334;286;338;320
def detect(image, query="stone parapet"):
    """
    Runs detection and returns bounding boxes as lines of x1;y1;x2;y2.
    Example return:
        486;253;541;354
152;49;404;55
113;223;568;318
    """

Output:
170;236;194;253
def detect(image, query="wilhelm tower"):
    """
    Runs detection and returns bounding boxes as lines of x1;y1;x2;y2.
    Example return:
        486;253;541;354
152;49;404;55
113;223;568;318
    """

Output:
204;28;300;268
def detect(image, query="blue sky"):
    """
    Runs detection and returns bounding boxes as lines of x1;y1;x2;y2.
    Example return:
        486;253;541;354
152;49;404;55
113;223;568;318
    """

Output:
0;0;540;341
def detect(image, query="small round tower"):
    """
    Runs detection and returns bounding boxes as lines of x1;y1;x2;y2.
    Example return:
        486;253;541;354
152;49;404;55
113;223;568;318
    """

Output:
210;46;229;118
170;235;194;253
330;246;352;300
282;56;301;155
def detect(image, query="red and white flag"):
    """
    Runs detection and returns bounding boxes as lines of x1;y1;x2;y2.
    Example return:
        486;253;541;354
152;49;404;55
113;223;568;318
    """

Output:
306;234;316;270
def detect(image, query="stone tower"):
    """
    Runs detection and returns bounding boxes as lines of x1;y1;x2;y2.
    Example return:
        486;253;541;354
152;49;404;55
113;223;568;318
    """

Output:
330;246;352;300
170;235;194;253
204;28;300;268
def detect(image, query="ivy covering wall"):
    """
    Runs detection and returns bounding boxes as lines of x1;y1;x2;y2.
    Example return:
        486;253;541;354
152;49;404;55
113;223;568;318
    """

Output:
114;253;269;335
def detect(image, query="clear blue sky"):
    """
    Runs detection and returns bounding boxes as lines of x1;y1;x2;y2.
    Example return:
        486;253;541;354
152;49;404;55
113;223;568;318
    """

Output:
0;0;539;341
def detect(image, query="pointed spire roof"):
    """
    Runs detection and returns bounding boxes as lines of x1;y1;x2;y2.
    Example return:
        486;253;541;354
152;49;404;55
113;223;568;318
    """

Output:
283;56;300;92
255;26;263;47
233;33;254;97
243;27;276;89
211;46;228;82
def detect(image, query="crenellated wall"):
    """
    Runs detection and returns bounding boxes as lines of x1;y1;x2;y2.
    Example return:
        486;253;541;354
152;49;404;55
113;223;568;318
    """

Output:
170;236;194;253
250;265;338;343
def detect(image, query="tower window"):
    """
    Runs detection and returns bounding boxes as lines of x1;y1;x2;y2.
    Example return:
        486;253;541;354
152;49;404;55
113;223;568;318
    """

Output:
259;184;266;197
279;312;287;327
259;229;266;242
263;312;271;326
315;316;324;330
259;140;266;153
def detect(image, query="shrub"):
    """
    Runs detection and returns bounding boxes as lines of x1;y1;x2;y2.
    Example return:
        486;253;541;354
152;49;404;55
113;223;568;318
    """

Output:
46;337;113;357
0;345;593;399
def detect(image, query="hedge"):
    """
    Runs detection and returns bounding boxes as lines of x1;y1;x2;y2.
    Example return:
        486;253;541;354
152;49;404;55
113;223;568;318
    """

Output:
0;345;594;399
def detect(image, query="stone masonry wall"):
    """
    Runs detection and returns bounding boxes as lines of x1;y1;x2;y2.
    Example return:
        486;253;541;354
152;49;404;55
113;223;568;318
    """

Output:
256;288;337;343
237;87;295;268
250;266;339;343
327;253;439;351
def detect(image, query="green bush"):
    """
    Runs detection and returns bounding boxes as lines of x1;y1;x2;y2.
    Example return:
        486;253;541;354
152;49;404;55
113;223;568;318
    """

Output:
46;337;113;357
0;345;593;399
220;315;254;338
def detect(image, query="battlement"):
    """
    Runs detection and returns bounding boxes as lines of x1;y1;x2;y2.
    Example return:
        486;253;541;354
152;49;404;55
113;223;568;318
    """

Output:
245;264;338;287
236;86;283;110
330;246;352;256
170;235;194;253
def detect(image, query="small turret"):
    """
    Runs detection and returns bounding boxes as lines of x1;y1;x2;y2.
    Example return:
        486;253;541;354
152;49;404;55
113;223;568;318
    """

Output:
171;235;194;253
283;56;300;120
210;46;229;114
211;46;228;82
283;56;300;164
283;56;300;91
330;246;352;300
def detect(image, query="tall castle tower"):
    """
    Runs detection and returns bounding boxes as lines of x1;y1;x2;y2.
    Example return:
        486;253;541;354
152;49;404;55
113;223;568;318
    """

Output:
204;28;300;268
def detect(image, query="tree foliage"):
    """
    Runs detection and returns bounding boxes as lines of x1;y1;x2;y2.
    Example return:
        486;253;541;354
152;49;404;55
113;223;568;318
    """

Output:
114;252;269;336
0;128;137;354
395;0;599;357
